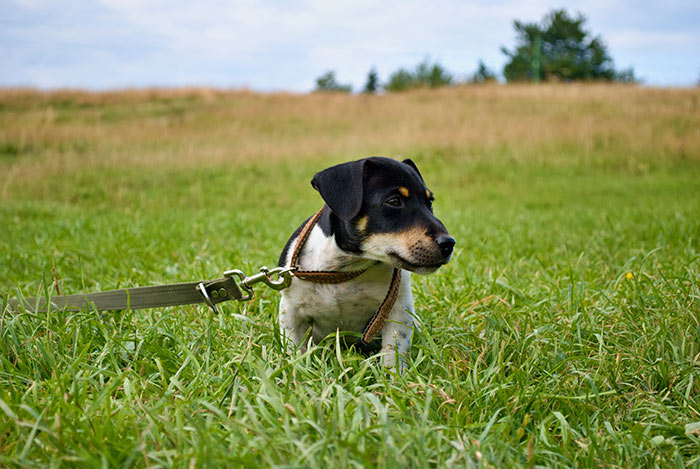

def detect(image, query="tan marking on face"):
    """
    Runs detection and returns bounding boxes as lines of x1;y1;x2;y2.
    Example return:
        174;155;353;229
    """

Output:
365;227;428;248
398;187;410;198
394;226;431;247
355;215;369;232
363;226;438;263
426;189;432;200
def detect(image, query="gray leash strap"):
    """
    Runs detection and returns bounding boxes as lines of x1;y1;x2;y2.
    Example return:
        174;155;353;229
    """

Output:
7;266;295;314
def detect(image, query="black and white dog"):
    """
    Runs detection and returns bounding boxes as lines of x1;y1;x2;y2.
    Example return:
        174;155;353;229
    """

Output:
278;157;455;370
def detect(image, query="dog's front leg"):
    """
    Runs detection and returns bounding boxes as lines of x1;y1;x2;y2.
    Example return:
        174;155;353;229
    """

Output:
379;271;415;372
279;295;312;353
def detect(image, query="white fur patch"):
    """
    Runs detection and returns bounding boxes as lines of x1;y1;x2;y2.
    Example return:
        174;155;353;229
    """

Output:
279;225;416;370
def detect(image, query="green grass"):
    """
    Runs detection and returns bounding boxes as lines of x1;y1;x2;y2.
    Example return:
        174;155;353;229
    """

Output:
1;87;700;467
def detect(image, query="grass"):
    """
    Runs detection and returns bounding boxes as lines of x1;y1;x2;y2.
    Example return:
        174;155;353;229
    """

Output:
1;84;699;467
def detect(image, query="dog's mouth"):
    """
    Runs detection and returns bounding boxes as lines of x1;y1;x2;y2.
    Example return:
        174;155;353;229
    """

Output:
388;252;447;274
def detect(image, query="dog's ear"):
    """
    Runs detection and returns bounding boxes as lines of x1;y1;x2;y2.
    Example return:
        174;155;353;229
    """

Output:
311;159;366;220
402;158;425;182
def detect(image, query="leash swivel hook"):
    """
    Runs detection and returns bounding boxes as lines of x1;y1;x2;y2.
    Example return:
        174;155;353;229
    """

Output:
224;266;296;301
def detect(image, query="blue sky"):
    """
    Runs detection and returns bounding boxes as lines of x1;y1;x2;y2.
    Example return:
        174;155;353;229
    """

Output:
2;0;699;91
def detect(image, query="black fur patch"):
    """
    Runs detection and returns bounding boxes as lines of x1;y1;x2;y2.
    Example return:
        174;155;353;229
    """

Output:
279;156;450;263
311;160;366;220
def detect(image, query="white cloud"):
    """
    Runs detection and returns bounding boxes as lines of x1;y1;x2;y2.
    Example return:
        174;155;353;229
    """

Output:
608;30;700;49
2;0;699;89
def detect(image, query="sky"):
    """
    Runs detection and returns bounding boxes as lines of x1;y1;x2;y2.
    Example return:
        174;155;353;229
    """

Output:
2;0;699;91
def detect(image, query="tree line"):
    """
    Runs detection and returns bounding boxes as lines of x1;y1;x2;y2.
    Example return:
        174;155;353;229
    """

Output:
315;9;637;93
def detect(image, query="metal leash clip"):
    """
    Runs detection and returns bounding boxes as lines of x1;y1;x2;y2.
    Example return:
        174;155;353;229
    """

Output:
196;282;221;314
224;266;296;301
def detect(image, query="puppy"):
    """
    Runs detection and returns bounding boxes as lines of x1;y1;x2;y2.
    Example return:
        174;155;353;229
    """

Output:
278;157;454;370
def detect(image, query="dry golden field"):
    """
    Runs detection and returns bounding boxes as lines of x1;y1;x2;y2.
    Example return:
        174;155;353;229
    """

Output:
1;84;698;176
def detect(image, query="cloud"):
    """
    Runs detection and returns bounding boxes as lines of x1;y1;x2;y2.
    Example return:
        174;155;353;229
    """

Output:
608;30;700;49
1;0;699;89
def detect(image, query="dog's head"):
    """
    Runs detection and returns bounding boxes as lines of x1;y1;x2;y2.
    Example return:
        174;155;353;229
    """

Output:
311;156;455;274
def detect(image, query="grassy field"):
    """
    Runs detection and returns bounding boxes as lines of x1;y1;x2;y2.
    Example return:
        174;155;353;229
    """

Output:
1;85;699;467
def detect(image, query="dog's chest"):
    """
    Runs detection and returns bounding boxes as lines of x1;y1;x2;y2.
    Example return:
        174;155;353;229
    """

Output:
281;227;399;340
285;272;393;333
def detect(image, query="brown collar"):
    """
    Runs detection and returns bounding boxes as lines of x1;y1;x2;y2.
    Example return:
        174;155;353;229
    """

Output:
290;207;401;344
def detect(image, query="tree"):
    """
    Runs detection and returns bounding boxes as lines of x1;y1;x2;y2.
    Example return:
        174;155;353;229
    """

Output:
414;58;453;88
384;58;453;92
363;67;379;94
384;68;416;92
314;70;352;93
470;60;497;83
501;9;636;83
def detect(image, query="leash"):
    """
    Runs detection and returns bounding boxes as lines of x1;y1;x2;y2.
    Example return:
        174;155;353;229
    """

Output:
6;267;295;315
6;207;399;344
289;208;401;343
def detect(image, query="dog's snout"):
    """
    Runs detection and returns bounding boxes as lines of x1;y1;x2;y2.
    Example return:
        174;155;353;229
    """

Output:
435;235;455;257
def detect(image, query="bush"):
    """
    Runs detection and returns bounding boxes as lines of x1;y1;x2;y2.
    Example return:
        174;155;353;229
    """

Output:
384;58;453;92
470;60;498;84
314;71;352;93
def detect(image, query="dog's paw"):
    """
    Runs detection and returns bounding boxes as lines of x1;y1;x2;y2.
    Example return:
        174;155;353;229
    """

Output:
380;345;408;373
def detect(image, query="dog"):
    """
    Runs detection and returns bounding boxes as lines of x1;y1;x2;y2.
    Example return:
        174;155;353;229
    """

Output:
277;156;455;370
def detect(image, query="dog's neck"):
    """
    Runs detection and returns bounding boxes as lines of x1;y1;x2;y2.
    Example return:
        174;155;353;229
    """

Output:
298;207;378;272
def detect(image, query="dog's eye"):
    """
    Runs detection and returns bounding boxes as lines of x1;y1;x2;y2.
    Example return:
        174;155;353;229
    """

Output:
385;197;402;207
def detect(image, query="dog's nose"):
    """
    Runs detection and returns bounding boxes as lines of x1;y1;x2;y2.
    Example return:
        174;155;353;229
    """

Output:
435;235;455;257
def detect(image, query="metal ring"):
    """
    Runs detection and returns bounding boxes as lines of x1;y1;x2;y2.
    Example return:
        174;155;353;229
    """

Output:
262;266;295;290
